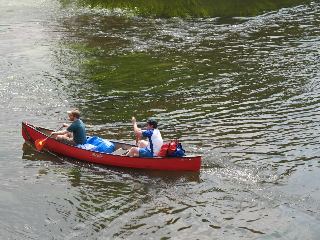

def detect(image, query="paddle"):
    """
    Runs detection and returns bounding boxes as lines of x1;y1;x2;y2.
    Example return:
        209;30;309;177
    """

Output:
35;126;64;151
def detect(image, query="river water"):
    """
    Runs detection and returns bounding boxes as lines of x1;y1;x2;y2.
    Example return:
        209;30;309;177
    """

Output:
1;0;319;239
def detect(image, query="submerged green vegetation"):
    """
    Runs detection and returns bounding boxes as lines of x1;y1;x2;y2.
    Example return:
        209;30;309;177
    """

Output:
68;43;219;95
56;0;314;124
60;0;312;18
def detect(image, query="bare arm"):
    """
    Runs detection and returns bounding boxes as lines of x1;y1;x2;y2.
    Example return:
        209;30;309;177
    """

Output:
52;129;69;136
132;117;142;137
132;117;142;145
51;123;69;135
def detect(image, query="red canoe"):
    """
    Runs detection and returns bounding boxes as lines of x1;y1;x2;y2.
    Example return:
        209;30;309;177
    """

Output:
22;122;201;171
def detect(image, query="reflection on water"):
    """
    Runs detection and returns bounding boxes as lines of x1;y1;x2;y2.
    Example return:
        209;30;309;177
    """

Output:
1;0;320;239
21;143;202;238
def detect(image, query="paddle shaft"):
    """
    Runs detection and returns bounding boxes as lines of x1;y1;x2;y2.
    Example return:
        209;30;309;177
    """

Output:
43;125;64;141
50;125;64;138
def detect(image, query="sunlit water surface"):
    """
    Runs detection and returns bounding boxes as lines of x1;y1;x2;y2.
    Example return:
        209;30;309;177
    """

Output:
0;0;319;239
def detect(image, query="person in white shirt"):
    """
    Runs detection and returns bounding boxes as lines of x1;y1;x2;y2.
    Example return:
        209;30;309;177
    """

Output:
126;117;163;157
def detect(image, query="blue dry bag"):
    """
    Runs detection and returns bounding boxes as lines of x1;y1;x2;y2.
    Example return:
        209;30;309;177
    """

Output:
86;136;115;153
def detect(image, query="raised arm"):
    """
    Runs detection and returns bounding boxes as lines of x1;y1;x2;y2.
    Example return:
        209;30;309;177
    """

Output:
132;117;142;137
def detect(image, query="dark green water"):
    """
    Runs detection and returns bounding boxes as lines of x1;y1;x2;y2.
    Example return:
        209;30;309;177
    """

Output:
63;0;312;18
0;0;319;239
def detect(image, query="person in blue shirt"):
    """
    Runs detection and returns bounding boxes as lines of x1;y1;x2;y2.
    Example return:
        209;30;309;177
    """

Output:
52;110;87;146
126;117;163;157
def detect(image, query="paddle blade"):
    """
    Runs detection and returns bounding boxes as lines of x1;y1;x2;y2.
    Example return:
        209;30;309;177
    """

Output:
35;139;46;151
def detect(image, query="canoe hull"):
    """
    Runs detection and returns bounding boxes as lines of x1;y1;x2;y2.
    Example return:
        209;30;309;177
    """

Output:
22;122;201;171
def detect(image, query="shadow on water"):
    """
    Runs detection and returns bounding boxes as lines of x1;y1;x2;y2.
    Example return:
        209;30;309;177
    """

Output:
22;142;201;184
60;0;312;18
20;142;202;238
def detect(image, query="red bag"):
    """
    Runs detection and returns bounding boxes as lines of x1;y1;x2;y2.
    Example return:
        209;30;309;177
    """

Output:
158;140;178;157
